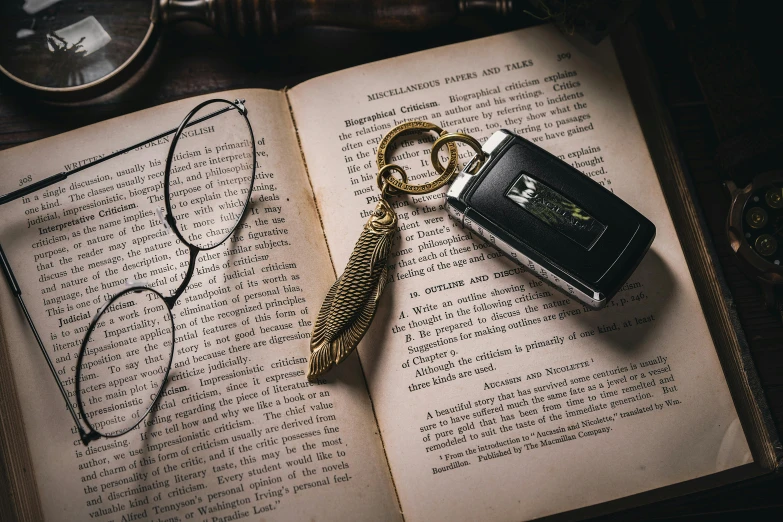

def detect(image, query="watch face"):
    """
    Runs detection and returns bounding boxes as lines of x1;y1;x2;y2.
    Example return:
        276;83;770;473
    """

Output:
742;184;783;265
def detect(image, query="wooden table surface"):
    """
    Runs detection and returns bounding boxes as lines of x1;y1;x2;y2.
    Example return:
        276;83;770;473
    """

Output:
0;7;781;521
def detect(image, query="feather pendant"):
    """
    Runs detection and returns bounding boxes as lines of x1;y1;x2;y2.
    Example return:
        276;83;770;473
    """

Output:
308;198;397;380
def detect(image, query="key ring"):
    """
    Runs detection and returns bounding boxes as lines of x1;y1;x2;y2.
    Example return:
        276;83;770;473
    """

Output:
376;121;460;195
431;132;486;175
376;164;409;197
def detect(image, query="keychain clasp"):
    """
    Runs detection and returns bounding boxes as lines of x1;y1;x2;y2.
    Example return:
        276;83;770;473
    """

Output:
376;121;487;195
376;121;460;195
431;132;486;175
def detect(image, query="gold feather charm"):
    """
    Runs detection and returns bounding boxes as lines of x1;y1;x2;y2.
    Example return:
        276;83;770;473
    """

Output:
307;121;462;380
308;198;397;380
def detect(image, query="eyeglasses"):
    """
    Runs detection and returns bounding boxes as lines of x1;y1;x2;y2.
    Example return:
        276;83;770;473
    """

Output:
0;98;256;445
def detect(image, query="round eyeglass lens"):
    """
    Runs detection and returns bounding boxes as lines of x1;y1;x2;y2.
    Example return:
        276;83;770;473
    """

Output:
167;101;255;250
77;288;173;437
0;0;153;90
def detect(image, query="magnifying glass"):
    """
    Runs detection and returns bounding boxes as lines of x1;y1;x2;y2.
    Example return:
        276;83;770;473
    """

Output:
0;0;515;103
1;0;163;102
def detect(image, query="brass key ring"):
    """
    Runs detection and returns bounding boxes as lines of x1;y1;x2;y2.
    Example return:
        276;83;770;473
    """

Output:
376;164;409;196
376;121;460;195
431;132;486;175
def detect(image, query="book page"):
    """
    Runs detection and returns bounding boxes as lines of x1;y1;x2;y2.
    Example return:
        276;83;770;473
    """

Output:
0;90;400;521
288;25;752;521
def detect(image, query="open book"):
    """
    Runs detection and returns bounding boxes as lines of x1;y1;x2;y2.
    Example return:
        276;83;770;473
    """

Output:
0;24;778;522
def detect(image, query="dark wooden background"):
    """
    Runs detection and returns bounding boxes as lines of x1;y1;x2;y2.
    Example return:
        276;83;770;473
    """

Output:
0;3;781;520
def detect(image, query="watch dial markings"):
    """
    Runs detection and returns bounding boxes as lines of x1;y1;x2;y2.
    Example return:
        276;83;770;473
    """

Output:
766;187;783;208
742;183;783;261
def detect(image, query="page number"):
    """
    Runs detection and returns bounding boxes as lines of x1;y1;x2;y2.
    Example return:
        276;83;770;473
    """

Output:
19;175;32;186
557;53;571;61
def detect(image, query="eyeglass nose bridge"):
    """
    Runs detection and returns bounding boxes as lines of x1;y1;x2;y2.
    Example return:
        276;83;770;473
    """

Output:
165;243;201;309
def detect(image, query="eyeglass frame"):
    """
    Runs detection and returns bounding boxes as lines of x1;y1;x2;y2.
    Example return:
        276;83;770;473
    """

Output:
0;98;256;445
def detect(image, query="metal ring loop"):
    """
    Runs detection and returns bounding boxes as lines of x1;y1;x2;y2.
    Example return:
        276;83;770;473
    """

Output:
431;132;486;175
376;164;409;196
376;121;459;195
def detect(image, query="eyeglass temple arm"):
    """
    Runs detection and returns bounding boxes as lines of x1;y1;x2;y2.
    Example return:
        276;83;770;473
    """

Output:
0;243;96;444
0;173;69;206
0;102;238;207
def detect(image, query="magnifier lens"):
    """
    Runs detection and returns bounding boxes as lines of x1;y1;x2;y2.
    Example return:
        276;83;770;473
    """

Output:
0;0;154;91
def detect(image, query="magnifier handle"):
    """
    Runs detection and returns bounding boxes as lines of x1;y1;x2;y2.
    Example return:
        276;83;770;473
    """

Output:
161;0;514;39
